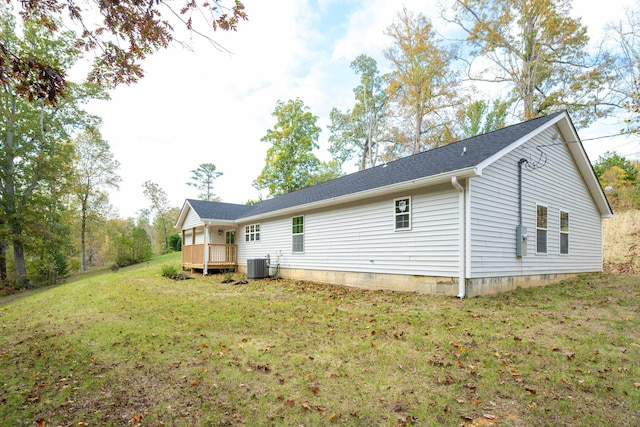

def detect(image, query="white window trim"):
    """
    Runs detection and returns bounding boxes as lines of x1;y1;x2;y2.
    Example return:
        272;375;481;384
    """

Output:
292;215;304;253
394;196;412;231
244;223;261;242
536;204;548;255
559;209;570;255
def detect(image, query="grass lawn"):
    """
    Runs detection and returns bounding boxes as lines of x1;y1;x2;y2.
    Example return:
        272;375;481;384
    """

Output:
1;252;639;426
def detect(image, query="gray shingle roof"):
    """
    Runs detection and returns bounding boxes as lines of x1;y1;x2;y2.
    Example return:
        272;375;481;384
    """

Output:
186;199;254;220
186;112;564;221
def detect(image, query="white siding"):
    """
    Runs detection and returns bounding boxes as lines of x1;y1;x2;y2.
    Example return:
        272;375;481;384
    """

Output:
237;185;461;277
182;207;203;230
469;125;603;277
184;229;193;246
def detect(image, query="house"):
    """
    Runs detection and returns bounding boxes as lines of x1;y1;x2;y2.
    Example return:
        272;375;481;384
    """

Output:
175;111;612;297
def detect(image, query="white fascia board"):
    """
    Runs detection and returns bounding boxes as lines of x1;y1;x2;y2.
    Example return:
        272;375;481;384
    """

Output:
475;112;566;174
236;167;480;224
556;117;614;218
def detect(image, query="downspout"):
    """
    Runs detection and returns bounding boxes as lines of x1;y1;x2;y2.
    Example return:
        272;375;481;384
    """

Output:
451;176;466;298
203;222;209;275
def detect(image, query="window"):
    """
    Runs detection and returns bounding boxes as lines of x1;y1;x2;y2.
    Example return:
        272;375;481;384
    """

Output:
226;231;235;245
292;216;304;253
536;205;547;254
245;224;260;242
395;197;411;230
560;211;569;255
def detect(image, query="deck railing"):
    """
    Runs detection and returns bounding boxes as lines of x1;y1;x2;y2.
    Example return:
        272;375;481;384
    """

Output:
182;244;237;266
208;244;237;265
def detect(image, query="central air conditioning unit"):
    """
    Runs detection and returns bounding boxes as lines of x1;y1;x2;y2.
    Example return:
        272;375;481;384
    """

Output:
247;258;268;280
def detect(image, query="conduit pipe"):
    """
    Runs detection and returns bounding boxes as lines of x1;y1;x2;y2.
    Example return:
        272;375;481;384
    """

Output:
451;176;466;299
516;159;529;257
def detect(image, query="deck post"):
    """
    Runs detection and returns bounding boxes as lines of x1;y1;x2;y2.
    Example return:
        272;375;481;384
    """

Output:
203;223;209;275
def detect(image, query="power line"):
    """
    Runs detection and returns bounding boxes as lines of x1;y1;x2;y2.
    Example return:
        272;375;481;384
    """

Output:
579;132;639;143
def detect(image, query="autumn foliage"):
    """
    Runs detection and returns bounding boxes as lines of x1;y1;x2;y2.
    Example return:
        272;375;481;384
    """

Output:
1;0;247;102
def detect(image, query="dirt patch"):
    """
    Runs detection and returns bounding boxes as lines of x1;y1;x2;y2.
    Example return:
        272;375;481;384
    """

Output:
603;209;640;274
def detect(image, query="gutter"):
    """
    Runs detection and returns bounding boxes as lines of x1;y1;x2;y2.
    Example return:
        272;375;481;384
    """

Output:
451;176;466;299
239;166;481;224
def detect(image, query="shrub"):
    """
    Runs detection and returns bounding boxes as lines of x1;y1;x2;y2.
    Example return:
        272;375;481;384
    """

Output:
161;265;179;277
161;265;191;281
168;233;182;252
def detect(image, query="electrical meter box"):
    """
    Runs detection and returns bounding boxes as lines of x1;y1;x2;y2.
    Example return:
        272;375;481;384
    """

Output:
516;225;528;257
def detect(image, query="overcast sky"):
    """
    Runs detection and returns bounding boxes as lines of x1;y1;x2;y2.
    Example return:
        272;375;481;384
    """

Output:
80;0;640;218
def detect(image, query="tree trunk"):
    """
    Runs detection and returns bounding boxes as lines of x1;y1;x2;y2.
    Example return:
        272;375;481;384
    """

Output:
0;235;7;285
80;197;87;271
413;109;423;155
10;224;29;288
3;95;30;287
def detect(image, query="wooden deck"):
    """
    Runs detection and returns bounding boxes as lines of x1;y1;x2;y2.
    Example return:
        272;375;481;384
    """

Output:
182;244;237;270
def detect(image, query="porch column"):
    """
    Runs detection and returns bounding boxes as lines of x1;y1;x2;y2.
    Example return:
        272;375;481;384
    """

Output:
203;223;209;275
181;229;185;264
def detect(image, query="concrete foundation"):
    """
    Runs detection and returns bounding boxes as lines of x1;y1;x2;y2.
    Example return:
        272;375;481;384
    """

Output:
238;265;584;297
464;272;581;297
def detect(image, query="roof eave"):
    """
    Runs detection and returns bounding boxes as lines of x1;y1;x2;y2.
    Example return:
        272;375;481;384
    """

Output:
556;115;614;218
237;166;481;223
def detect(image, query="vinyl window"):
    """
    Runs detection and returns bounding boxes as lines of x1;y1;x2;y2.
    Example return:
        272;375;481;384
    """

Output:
292;216;304;253
536;205;547;254
560;211;569;255
395;197;411;230
245;224;260;242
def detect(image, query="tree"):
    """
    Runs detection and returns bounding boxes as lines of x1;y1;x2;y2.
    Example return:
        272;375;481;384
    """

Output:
0;9;103;287
2;1;247;102
254;98;334;197
445;0;614;128
168;233;182;252
142;181;173;252
329;55;390;171
594;151;639;184
457;99;509;138
107;218;152;267
607;4;640;133
72;128;121;271
187;163;223;201
384;7;461;156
